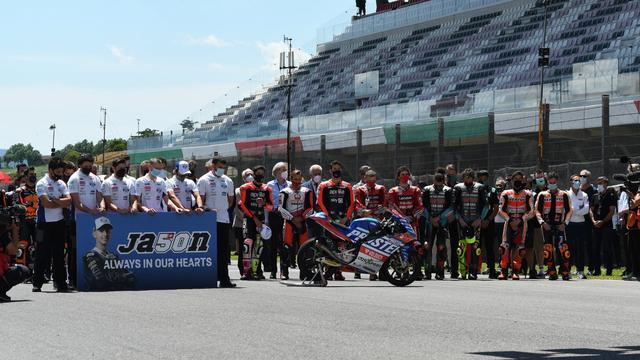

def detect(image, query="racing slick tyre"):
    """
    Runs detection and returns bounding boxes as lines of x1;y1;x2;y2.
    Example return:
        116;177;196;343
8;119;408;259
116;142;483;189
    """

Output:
379;248;421;287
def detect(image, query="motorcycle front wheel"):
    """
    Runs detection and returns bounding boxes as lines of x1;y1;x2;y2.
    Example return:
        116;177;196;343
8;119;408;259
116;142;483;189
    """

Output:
297;239;329;287
380;248;421;287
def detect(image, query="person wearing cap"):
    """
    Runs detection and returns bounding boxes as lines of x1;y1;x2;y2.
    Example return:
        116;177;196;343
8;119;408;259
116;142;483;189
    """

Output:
265;162;290;279
166;161;203;213
82;217;135;291
33;157;72;293
589;176;617;276
102;158;136;214
197;156;236;287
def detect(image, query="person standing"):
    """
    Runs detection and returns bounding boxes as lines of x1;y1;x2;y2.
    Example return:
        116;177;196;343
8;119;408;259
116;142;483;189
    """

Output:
302;164;323;239
422;173;454;280
590;177;617;276
567;174;590;279
33;157;72;293
354;169;386;280
166;161;203;213
238;165;274;281
102;158;136;214
67;154;103;288
477;170;499;279
453;168;487;280
535;172;573;281
526;169;547;278
580;169;597;275
278;170;314;280
233;169;254;276
197;157;236;287
266;162;291;279
317;161;356;281
133;158;179;213
497;171;533;280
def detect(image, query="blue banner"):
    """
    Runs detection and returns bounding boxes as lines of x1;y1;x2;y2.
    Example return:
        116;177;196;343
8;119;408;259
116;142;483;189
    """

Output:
75;212;218;291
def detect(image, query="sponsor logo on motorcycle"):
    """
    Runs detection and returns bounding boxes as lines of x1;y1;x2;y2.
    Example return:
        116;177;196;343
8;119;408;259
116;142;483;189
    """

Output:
363;236;402;257
352;253;383;273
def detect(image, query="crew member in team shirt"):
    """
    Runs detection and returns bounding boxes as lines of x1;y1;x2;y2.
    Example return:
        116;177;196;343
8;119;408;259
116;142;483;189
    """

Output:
197;157;236;288
67;153;103;288
166;160;203;213
102;158;136;213
133;158;179;213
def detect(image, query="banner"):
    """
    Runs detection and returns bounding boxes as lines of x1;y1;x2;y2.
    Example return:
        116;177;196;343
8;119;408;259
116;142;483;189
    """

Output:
75;212;218;291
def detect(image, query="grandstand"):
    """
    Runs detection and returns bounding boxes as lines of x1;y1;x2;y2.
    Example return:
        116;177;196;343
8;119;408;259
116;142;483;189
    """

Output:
128;0;640;181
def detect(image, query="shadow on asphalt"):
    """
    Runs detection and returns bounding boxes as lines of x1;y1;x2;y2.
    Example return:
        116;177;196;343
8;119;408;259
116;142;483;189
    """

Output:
470;346;640;359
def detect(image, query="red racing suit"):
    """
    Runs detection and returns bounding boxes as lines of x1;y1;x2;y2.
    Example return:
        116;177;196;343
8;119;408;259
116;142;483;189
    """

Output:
535;189;572;278
499;189;533;276
387;185;423;232
355;183;387;218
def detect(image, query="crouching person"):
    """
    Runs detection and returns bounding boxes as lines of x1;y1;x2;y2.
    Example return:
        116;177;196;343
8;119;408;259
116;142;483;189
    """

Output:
0;217;31;302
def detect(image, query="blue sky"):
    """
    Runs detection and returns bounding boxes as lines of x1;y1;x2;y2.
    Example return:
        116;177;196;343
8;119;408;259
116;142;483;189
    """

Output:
0;1;375;153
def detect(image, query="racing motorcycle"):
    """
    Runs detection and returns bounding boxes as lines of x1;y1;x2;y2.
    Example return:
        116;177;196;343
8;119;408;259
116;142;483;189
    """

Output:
297;209;422;287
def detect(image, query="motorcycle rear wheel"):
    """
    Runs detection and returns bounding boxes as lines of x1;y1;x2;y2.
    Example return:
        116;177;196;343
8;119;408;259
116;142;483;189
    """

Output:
380;250;420;287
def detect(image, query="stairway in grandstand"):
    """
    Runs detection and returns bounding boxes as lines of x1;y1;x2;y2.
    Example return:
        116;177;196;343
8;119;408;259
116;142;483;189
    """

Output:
193;0;640;142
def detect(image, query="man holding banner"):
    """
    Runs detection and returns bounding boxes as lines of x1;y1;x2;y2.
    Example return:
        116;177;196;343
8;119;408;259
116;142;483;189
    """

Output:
197;157;236;288
133;158;179;213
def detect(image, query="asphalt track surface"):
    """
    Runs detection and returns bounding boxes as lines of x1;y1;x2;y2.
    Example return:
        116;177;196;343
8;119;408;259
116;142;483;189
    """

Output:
3;267;640;360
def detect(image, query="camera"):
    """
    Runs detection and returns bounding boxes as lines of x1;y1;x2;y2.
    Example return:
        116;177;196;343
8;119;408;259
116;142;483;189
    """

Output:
0;190;27;226
613;172;640;194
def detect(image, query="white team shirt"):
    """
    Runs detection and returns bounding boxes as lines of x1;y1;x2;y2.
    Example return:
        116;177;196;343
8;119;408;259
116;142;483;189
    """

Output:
67;170;102;211
101;175;136;210
36;173;70;223
166;176;198;209
197;172;234;223
134;174;168;212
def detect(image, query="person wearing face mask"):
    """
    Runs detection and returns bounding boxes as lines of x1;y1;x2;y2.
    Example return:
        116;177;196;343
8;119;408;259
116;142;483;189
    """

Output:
238;165;274;281
445;164;458;188
102;158;136;214
197;157;236;287
33;157;72;293
493;178;507;270
278;170;314;280
589;177;617;276
497;171;534;280
67;154;104;288
133;158;178;214
387;166;423;236
233;169;254;276
422;172;454;280
166;161;203;214
354;169;386;281
265;162;291;279
566;174;590;279
317;160;356;281
525;170;547;279
63;161;76;184
13;168;40;270
302;165;323;238
454;168;488;280
535;172;573;281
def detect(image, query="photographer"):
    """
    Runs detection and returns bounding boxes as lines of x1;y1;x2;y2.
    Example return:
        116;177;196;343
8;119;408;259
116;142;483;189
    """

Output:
0;200;31;302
